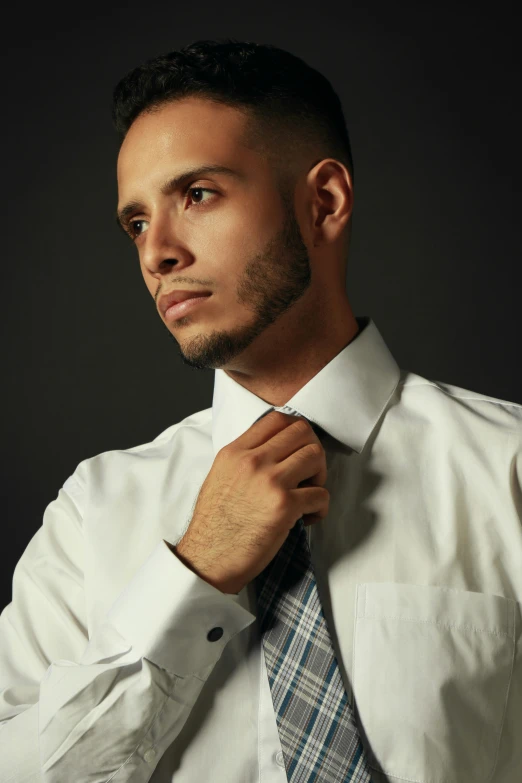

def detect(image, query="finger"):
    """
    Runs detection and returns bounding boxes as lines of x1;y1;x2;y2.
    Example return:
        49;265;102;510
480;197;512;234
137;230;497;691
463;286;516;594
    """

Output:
237;410;296;450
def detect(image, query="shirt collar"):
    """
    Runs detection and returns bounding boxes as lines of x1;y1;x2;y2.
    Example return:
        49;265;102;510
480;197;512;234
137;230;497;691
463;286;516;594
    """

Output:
211;316;402;457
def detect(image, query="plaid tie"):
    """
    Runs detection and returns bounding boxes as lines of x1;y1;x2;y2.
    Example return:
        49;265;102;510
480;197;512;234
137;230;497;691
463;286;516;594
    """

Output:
254;415;373;783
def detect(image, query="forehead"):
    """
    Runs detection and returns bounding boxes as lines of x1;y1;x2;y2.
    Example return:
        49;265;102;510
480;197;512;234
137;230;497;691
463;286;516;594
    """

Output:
117;97;257;192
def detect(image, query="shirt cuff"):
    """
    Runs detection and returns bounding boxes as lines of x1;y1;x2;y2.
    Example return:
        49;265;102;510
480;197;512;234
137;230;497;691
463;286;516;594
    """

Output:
105;539;257;678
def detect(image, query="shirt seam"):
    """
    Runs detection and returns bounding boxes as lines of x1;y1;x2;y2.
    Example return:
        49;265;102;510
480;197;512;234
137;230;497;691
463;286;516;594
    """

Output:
359;615;512;638
405;380;522;412
486;599;517;781
368;766;425;782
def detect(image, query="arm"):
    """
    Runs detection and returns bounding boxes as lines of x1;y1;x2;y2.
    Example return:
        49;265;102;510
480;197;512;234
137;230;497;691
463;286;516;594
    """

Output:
0;467;256;782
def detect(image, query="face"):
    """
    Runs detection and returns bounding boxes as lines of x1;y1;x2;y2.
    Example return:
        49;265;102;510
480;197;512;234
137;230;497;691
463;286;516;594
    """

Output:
116;97;314;372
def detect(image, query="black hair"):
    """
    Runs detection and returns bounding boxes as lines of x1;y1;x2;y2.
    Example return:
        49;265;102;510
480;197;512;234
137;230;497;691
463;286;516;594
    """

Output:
111;39;353;192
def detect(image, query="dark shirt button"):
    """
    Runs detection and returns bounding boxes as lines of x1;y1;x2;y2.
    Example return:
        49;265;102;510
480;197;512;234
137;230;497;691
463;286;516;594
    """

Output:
207;627;224;642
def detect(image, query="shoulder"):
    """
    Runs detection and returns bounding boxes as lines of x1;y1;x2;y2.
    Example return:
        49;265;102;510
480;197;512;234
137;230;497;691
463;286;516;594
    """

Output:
62;406;213;508
399;371;521;432
389;372;522;468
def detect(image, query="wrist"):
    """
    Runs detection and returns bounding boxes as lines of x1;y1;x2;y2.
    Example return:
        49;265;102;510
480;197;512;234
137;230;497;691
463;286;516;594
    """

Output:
166;539;242;595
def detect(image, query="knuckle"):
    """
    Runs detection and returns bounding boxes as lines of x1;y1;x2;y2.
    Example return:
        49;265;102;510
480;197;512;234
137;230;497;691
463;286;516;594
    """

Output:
295;446;312;462
266;469;281;490
271;488;288;514
217;442;231;458
239;451;259;472
292;417;310;434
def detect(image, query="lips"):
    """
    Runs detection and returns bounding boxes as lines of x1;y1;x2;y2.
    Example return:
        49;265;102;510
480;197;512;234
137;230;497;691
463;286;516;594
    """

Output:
158;289;212;317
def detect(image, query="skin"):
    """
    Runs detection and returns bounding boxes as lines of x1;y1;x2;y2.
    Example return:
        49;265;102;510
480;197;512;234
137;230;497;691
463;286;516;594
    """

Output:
116;97;359;407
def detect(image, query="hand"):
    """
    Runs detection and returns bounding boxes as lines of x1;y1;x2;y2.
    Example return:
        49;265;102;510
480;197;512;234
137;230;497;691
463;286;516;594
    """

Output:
173;410;329;594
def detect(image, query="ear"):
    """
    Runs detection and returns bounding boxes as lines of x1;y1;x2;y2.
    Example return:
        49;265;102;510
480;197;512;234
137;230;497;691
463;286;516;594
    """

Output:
306;158;353;248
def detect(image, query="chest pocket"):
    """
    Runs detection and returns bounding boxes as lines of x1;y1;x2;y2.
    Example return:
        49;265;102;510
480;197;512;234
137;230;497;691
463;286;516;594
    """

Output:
352;583;516;783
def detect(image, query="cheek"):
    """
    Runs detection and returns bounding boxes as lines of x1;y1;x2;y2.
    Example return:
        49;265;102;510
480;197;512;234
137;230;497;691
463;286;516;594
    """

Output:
188;216;241;270
205;199;275;258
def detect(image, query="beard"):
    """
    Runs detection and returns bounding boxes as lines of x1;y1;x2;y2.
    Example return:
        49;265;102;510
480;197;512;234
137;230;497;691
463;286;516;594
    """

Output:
166;188;313;371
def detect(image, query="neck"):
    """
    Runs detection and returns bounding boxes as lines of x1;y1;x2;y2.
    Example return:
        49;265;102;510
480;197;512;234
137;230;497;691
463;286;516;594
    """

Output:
224;302;360;407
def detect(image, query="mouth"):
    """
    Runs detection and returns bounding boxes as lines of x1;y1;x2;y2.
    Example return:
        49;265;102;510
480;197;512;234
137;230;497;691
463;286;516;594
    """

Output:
164;293;212;322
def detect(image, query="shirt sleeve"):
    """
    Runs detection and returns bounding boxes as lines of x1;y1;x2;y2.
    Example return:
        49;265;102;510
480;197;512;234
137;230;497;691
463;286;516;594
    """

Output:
0;467;256;782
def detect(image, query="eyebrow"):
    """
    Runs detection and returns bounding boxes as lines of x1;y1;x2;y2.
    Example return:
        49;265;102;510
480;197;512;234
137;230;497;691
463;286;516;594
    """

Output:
115;164;244;234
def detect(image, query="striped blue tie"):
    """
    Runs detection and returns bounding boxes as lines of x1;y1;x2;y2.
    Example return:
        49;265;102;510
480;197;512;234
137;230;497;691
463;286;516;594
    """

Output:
254;415;373;782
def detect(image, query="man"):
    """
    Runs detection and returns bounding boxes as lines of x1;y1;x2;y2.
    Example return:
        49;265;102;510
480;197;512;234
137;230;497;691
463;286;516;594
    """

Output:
1;39;521;783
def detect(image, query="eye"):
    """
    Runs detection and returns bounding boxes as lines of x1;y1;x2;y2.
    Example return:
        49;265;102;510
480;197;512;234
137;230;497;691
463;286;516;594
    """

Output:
185;186;216;207
127;187;216;240
127;218;149;239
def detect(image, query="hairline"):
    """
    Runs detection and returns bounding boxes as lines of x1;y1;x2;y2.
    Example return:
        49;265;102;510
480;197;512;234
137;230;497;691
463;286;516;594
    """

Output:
122;93;349;192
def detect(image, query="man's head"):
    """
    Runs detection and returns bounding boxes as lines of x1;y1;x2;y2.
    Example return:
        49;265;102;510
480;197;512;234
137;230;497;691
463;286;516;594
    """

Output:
114;40;357;380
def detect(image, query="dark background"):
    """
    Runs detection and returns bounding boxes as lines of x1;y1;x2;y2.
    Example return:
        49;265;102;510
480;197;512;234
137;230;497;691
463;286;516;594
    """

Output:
2;1;520;610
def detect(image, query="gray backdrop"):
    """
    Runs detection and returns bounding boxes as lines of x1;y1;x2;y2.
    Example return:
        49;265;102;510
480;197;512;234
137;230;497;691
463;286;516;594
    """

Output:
2;0;520;609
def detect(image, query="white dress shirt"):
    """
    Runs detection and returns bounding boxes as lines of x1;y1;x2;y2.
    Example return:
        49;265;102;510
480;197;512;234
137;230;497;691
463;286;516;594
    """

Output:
1;315;521;783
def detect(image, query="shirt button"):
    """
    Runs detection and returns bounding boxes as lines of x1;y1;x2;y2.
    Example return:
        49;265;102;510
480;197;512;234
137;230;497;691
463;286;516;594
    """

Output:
207;626;224;642
275;750;285;767
144;748;156;763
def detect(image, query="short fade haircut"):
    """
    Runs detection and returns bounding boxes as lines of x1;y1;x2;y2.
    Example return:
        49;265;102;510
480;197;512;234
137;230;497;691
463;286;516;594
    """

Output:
111;39;354;196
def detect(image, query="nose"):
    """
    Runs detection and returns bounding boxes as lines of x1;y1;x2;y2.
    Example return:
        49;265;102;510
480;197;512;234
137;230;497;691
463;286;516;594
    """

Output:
140;216;193;278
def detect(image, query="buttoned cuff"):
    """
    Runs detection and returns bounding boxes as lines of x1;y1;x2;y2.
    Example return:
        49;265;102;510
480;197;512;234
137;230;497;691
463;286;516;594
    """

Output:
105;539;256;678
